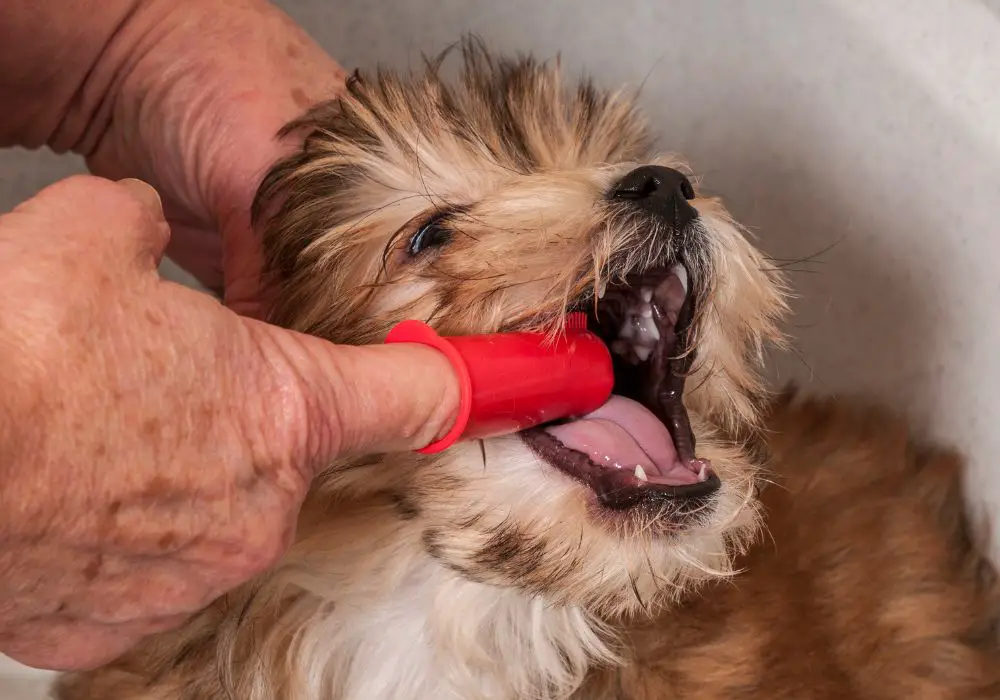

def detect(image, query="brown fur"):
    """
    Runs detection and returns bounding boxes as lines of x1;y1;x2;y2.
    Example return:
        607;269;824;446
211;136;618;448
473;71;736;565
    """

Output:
581;391;1000;699
56;38;999;700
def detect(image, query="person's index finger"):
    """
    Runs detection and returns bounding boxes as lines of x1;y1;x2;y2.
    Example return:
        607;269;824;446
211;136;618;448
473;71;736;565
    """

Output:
10;175;171;269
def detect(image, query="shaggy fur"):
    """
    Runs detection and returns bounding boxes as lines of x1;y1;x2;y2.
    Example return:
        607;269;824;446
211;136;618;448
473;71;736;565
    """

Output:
56;39;1000;699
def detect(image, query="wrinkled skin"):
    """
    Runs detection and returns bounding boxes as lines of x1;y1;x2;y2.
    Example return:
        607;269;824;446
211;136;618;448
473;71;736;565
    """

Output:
3;0;344;315
0;0;459;671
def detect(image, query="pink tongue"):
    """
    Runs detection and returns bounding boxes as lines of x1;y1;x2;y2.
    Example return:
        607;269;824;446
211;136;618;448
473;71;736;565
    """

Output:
544;396;701;486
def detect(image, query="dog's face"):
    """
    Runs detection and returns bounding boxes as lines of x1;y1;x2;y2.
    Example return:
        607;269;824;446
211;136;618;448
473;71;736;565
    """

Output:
253;42;787;619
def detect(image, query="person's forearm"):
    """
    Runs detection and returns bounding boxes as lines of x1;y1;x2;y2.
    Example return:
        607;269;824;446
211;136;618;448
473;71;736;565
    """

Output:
1;0;325;157
0;0;152;151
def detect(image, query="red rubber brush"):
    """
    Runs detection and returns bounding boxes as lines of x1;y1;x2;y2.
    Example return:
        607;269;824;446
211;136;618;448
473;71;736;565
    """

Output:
384;312;614;454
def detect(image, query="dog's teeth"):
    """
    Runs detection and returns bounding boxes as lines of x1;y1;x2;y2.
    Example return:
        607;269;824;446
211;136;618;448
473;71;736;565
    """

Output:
644;320;660;342
640;287;653;303
634;465;648;482
632;317;659;343
672;264;689;296
634;345;652;361
697;463;707;481
597;280;607;299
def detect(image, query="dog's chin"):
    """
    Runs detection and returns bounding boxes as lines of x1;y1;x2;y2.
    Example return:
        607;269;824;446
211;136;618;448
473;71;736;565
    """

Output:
520;261;721;531
423;431;745;614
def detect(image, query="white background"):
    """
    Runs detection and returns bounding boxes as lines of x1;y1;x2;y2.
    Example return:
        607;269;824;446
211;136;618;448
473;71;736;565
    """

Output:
3;0;999;694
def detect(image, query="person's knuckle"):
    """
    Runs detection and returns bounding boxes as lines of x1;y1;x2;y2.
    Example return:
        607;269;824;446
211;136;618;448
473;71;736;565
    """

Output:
30;175;151;238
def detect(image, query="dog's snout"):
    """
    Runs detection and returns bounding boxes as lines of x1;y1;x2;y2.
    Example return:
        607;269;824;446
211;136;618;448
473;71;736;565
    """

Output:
611;165;698;229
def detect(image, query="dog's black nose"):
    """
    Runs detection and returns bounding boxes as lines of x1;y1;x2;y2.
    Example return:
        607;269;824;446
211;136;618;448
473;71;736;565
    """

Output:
611;165;698;229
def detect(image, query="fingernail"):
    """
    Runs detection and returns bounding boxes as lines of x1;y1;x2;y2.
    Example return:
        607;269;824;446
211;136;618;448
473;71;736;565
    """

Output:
117;178;163;214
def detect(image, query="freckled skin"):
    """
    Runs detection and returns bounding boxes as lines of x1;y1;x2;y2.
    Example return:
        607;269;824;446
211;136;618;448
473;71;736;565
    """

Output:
291;87;312;109
0;175;460;672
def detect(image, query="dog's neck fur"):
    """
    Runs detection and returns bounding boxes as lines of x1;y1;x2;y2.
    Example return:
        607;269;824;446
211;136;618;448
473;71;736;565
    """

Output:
238;497;618;700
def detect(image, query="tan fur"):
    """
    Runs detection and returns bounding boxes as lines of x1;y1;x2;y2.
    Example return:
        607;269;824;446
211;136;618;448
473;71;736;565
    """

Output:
56;39;998;700
580;392;1000;699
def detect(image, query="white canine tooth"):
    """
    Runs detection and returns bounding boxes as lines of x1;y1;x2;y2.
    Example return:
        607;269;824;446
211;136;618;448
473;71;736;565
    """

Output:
634;319;659;343
646;321;660;341
634;345;652;361
697;464;707;481
640;287;653;303
672;264;689;295
597;280;607;299
634;465;648;482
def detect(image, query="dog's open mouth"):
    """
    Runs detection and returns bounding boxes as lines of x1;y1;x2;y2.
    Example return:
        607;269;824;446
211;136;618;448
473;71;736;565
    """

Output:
522;263;720;510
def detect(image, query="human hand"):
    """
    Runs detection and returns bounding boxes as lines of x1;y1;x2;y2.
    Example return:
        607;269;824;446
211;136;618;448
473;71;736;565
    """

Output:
59;0;347;316
0;176;459;671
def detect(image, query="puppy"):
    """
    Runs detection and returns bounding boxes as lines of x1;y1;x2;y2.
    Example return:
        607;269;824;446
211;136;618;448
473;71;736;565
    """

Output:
56;39;1000;699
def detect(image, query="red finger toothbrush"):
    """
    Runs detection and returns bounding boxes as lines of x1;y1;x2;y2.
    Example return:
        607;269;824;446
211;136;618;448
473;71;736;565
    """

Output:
384;312;614;454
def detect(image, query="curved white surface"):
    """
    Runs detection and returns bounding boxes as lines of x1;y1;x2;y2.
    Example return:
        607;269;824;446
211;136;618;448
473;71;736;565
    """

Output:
3;0;999;695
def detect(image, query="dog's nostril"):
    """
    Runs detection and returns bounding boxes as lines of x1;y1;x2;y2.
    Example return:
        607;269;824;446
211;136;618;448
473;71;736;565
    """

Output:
612;165;695;203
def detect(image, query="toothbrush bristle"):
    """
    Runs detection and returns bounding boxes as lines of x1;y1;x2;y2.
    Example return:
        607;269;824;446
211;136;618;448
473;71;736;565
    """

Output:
565;312;588;330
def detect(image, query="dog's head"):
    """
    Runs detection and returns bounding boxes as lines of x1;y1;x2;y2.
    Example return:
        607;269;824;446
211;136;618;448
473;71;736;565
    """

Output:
253;40;787;619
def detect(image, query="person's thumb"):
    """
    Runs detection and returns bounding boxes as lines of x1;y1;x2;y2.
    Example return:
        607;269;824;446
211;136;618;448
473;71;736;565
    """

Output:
239;318;461;474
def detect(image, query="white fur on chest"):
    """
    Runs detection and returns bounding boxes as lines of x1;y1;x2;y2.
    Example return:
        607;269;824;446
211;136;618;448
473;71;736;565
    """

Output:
270;518;617;700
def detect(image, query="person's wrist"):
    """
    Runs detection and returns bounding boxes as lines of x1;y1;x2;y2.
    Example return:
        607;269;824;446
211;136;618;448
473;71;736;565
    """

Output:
0;0;142;151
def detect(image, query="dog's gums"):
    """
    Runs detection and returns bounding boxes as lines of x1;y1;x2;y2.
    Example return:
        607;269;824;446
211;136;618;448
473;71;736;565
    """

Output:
524;262;719;512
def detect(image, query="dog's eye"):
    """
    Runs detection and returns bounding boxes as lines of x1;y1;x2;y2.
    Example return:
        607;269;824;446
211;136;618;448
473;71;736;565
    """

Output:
407;216;451;256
